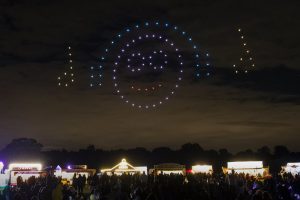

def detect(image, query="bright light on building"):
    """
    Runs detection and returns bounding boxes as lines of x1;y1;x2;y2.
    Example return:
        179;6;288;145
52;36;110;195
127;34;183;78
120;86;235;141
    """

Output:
228;161;263;169
192;165;213;174
281;163;300;176
101;158;147;175
224;161;268;177
8;163;42;171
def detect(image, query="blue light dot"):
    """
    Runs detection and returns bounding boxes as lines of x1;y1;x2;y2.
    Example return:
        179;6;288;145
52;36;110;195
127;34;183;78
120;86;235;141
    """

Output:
126;28;130;32
135;25;139;28
182;31;186;35
165;23;169;27
197;73;200;77
155;22;159;25
145;22;149;26
189;38;192;41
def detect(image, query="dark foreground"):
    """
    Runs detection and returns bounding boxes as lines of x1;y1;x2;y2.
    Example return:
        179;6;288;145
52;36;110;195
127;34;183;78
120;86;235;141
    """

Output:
1;173;300;200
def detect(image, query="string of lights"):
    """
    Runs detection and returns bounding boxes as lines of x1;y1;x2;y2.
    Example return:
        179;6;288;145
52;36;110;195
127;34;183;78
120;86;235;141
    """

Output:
130;84;163;92
89;65;103;87
57;46;75;87
233;28;255;74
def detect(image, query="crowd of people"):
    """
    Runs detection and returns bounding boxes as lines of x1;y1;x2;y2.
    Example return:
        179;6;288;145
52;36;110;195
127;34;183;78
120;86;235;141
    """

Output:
0;172;300;200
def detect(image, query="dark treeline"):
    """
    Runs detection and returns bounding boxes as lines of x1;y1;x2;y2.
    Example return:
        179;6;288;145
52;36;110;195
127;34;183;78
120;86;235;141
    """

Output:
0;138;299;174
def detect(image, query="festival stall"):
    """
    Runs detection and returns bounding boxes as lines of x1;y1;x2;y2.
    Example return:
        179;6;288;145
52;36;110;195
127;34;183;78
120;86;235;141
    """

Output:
100;159;147;175
223;161;269;177
54;165;96;184
191;165;213;174
8;163;44;186
281;163;300;176
150;163;186;175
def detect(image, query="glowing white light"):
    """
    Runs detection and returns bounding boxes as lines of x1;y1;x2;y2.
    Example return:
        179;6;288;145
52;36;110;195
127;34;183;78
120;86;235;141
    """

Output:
9;163;42;171
192;165;213;174
228;161;263;169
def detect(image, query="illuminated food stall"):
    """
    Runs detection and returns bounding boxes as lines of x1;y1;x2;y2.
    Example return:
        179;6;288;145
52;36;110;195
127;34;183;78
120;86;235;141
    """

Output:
150;163;186;175
8;163;44;186
223;161;269;177
100;159;147;175
281;163;300;176
54;165;96;184
191;165;213;174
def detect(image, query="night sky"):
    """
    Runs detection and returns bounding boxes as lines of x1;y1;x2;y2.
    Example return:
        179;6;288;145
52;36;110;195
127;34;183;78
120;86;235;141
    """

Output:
0;0;299;152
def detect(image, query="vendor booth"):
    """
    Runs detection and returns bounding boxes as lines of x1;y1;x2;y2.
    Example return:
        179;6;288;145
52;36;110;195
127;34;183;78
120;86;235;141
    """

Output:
54;165;96;184
100;159;147;175
281;163;300;176
223;161;269;177
150;163;186;175
8;163;44;186
191;165;213;174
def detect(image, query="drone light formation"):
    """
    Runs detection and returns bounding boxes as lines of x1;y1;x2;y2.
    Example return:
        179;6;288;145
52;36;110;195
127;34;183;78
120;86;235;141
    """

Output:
57;46;75;87
96;21;212;109
89;65;103;87
233;28;256;74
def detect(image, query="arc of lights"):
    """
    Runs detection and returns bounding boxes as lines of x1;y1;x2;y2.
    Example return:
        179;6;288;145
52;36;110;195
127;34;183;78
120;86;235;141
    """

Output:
57;46;75;87
233;28;256;74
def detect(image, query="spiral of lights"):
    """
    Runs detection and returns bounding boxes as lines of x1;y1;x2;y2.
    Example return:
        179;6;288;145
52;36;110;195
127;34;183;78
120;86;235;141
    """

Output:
98;21;211;109
57;46;75;87
233;28;255;74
